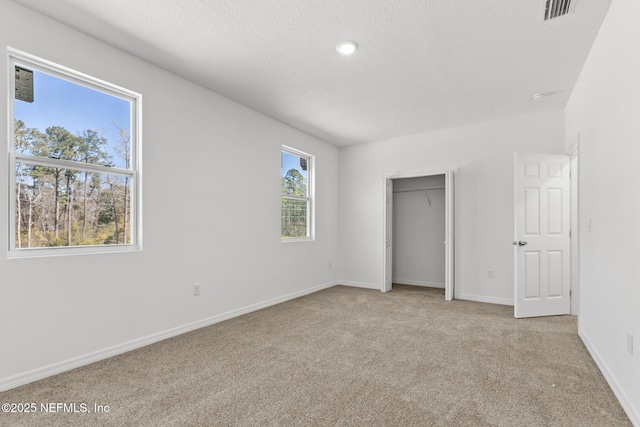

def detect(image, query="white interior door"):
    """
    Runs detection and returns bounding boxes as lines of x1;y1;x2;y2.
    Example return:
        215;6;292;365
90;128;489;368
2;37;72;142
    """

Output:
383;178;393;292
514;154;570;318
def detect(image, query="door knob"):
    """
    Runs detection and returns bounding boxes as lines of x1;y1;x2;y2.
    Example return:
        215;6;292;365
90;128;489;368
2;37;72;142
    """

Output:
512;241;528;246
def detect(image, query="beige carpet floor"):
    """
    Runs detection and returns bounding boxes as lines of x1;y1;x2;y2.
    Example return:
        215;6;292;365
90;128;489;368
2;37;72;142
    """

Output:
0;285;631;426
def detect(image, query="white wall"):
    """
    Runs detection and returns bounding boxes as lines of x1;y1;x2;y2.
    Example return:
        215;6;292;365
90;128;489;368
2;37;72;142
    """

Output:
0;0;339;390
393;175;445;288
338;110;565;303
565;0;640;423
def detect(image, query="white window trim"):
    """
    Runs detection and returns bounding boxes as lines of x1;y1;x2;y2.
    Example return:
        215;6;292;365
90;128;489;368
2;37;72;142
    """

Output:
7;48;143;258
281;145;314;242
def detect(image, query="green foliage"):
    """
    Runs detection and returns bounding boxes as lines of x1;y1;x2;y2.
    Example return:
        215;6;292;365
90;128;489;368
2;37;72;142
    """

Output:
281;168;308;238
14;120;131;248
80;129;111;165
281;198;307;238
282;169;307;196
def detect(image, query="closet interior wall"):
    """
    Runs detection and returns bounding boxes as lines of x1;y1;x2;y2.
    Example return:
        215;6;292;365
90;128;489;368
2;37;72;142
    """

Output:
392;174;446;288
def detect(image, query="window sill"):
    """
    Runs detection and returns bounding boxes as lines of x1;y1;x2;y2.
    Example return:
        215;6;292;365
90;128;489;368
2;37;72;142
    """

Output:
7;244;141;259
281;237;314;243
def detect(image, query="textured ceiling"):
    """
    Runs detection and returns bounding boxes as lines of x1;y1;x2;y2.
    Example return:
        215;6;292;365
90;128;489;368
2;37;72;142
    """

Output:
11;0;612;147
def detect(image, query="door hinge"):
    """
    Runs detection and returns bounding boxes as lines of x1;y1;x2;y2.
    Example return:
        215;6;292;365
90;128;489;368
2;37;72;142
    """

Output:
569;290;572;297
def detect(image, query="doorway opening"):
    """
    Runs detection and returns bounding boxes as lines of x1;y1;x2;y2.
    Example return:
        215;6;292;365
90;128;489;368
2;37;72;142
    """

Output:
384;171;455;300
393;174;446;290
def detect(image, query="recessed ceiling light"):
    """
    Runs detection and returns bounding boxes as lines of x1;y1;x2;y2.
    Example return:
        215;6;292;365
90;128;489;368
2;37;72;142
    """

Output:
336;41;358;55
532;92;548;101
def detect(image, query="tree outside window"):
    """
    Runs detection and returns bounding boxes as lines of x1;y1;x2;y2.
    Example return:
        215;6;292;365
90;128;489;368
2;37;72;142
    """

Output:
9;51;140;256
281;147;313;240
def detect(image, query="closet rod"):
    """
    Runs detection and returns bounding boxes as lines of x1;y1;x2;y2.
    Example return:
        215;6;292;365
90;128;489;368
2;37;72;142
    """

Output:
393;186;445;193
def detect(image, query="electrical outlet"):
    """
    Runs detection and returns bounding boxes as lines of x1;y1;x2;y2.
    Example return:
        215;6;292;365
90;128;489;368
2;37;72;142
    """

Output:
627;331;634;355
329;261;332;269
487;269;494;279
193;284;201;296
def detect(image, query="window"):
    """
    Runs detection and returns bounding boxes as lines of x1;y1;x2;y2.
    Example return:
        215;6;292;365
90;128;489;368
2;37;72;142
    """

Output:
9;50;141;256
281;146;313;240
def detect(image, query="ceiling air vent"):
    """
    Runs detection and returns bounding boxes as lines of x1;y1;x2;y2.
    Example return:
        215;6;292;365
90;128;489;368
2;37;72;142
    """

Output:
544;0;573;21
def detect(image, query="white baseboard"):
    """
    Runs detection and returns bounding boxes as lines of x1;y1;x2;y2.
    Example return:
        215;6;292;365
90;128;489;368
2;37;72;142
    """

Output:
579;328;640;426
0;280;339;392
338;281;381;290
392;279;445;289
455;292;514;306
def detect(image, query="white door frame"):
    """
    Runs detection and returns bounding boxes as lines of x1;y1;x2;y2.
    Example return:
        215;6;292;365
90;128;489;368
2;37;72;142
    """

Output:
384;178;393;292
383;169;456;300
444;171;455;301
567;135;580;316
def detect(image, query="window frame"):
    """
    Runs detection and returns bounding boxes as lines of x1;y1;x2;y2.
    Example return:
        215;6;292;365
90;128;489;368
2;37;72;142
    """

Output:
7;48;142;258
281;145;314;242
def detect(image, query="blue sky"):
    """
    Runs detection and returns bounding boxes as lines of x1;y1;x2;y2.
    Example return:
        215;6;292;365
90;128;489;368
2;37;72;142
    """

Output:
281;151;308;180
14;68;131;169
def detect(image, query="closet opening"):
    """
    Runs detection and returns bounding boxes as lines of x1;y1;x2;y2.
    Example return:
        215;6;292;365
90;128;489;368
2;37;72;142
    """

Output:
383;171;455;300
